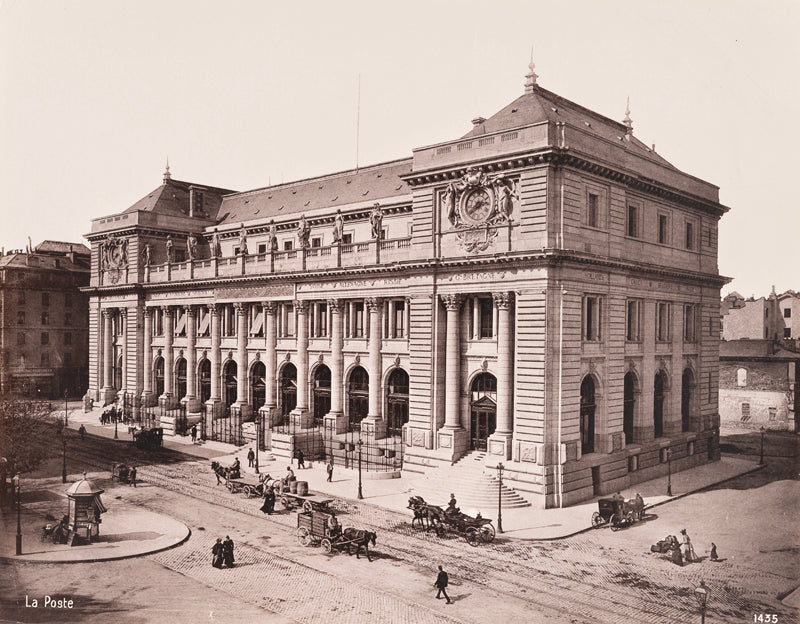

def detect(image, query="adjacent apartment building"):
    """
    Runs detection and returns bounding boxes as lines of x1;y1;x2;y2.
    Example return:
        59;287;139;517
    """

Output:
0;241;91;398
82;64;728;507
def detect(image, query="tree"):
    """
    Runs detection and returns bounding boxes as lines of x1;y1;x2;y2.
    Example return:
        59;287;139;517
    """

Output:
0;399;56;504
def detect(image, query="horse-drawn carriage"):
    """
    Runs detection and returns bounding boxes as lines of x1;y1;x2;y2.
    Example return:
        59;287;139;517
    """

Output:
275;481;332;513
408;496;496;546
211;460;241;484
111;462;132;483
133;427;163;450
591;494;645;531
296;510;377;561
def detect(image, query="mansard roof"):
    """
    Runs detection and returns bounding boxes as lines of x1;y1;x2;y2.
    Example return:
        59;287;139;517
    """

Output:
217;158;413;226
35;240;91;255
460;85;676;169
122;178;235;221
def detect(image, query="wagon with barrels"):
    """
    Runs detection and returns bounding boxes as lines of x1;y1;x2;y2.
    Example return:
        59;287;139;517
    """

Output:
275;480;332;512
407;496;496;546
591;494;645;531
296;510;377;561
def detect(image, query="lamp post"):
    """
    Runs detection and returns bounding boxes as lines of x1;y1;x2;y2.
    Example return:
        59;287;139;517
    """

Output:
496;462;504;534
62;435;67;484
666;448;673;496
114;406;119;440
64;390;69;427
694;580;708;624
14;474;21;555
254;412;260;474
759;426;765;465
357;438;363;500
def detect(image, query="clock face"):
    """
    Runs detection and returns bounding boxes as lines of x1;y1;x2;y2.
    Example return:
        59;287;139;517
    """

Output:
463;189;492;224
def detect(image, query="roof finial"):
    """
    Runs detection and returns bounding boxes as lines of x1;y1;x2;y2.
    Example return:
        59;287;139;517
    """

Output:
623;96;633;134
524;49;538;94
163;157;171;182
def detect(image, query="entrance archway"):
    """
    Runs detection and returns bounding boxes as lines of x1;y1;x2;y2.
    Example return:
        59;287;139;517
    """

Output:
681;368;694;433
470;373;497;451
386;368;409;431
580;375;596;454
280;363;297;418
313;365;331;424
114;354;123;390
199;359;211;404
347;366;369;430
224;361;237;408
623;372;637;445
654;371;667;438
176;358;187;401
251;361;266;412
154;357;164;397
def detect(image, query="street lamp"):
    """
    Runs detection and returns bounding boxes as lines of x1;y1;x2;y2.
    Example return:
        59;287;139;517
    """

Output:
357;438;363;500
496;463;504;534
114;406;119;440
759;426;765;465
254;412;260;475
13;474;21;555
666;448;673;496
64;390;69;427
62;435;67;484
694;580;708;624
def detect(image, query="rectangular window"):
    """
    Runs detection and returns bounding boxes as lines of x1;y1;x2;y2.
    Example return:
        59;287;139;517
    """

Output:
656;302;671;342
785;327;792;338
769;407;777;421
41;311;49;325
65;312;72;325
394;300;406;338
257;243;267;254
317;302;328;337
19;291;25;304
42;292;50;306
785;308;792;318
311;237;322;248
583;295;603;341
353;302;364;338
65;293;73;307
280;303;295;337
479;298;494;339
627;204;639;238
685;221;694;250
16;333;25;345
658;214;670;245
41;353;50;366
342;233;353;245
626;299;643;342
64;332;72;345
64;352;72;366
17;311;25;325
175;249;186;262
683;304;696;342
587;193;599;228
41;332;49;345
283;240;293;251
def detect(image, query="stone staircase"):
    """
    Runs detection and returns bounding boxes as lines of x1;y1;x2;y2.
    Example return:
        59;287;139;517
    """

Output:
409;451;531;513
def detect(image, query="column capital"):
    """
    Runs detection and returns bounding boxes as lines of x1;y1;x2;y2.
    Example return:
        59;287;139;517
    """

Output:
102;308;115;318
365;297;382;312
262;301;277;314
118;307;127;318
233;301;247;314
441;293;463;311
492;291;515;309
327;299;342;313
143;307;153;319
294;300;308;314
208;302;220;315
161;305;174;317
183;304;196;315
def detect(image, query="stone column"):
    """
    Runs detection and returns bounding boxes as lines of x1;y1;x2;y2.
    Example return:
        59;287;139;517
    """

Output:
290;300;312;428
101;309;116;404
119;308;128;395
141;308;153;406
363;297;387;440
206;303;223;421
160;306;174;408
183;306;200;413
324;299;347;434
259;302;277;448
231;302;251;422
488;292;514;460
438;294;468;457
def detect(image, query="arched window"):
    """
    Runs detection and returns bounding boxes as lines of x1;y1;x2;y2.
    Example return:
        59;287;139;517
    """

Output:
623;372;637;445
251;361;266;412
654;371;666;438
313;365;331;424
280;363;297;418
348;366;369;429
386;368;409;431
224;361;237;408
199;359;211;404
580;376;596;454
176;358;187;400
154;357;165;397
681;368;694;433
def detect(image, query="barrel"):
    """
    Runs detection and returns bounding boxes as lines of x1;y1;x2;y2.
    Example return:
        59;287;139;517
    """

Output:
296;481;308;497
290;480;298;494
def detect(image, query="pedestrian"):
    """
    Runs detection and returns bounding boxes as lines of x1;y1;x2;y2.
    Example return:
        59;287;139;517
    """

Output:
326;458;333;482
129;466;137;487
247;447;255;468
78;424;86;441
710;542;719;561
285;465;295;486
211;538;224;568
191;425;197;443
260;486;276;515
434;565;452;604
222;535;235;568
680;529;697;563
297;450;305;469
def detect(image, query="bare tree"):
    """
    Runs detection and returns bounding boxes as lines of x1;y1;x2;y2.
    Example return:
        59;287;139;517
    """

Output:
0;399;56;504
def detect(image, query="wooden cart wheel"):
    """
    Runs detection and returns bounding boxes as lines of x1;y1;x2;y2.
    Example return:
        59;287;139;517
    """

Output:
591;512;604;528
433;522;446;538
465;527;480;547
297;527;311;546
626;511;635;525
321;538;332;554
243;485;254;498
610;516;622;532
302;500;313;513
480;524;496;542
281;495;292;509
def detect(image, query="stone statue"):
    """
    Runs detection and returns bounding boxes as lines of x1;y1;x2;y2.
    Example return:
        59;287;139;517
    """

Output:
443;184;457;226
187;234;197;260
267;221;278;252
141;243;152;266
332;209;344;243
239;226;248;255
166;235;174;263
298;215;310;248
369;203;383;239
211;229;222;258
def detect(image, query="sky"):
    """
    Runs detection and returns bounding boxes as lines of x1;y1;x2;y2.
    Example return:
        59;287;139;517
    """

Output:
1;0;798;298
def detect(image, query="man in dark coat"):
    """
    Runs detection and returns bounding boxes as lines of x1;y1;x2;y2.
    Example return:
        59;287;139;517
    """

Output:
434;565;452;604
247;448;255;468
297;450;305;469
191;425;197;442
326;459;334;482
222;535;235;568
129;466;137;487
212;538;224;568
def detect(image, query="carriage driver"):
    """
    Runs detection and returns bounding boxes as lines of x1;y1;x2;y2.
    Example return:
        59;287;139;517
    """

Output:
446;493;460;516
326;513;341;539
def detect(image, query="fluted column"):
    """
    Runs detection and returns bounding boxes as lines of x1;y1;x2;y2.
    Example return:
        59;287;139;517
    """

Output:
101;308;116;403
324;299;347;434
263;302;277;410
160;306;174;407
291;300;312;428
119;308;128;394
442;294;463;430
141;308;153;405
366;297;382;420
487;293;514;461
183;306;199;412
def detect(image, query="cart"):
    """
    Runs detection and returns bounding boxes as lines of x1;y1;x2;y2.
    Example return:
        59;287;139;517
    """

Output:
296;510;376;560
225;474;280;498
111;462;131;483
591;494;645;531
275;483;333;513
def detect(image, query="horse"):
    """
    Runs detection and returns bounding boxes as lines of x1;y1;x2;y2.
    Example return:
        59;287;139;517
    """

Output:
407;496;445;532
342;528;377;562
210;461;239;484
625;493;645;520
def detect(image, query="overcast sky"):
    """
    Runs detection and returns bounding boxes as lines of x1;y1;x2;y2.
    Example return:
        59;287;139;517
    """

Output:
1;0;798;297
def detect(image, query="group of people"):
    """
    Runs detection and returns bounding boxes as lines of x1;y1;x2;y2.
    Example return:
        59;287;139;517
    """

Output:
211;536;235;568
662;528;719;566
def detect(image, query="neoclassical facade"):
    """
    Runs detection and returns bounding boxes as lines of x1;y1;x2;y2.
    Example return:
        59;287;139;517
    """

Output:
83;65;728;507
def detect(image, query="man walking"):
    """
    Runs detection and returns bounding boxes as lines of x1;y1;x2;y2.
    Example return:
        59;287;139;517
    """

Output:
326;458;334;482
222;535;235;568
78;424;86;441
191;425;197;443
247;447;255;468
129;466;137;487
212;538;224;568
434;565;452;604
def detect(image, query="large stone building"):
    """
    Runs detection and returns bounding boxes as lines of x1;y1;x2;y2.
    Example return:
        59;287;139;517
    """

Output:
0;241;91;398
83;65;728;507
